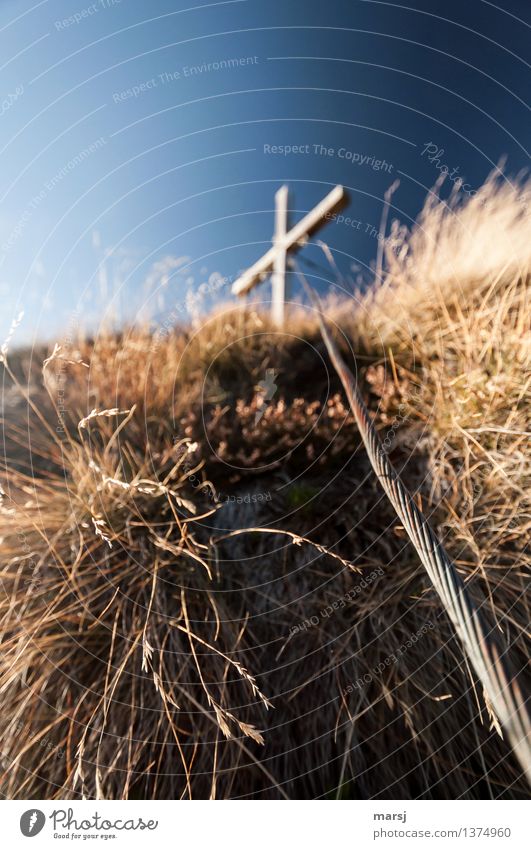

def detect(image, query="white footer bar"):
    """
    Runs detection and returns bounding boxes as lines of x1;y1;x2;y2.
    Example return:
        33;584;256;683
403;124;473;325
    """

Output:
3;799;528;848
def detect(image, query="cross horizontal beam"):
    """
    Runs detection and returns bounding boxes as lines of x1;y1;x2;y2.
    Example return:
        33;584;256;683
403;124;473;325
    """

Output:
231;184;348;296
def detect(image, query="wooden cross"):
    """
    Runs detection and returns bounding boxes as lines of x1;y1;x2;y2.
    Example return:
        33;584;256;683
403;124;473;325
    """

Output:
231;184;349;326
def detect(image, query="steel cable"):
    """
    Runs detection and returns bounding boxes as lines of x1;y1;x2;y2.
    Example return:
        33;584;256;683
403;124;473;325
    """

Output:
296;266;531;784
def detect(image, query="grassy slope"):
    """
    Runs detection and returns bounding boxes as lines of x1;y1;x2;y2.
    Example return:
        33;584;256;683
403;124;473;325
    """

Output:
0;173;529;799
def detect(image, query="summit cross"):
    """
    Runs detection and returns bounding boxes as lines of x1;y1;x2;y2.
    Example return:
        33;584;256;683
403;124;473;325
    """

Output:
231;184;349;326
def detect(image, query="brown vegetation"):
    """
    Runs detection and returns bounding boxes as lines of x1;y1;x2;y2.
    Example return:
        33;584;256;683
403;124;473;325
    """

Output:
0;173;529;799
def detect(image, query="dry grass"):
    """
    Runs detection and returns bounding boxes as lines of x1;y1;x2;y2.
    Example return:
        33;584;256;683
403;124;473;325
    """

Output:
0;172;529;799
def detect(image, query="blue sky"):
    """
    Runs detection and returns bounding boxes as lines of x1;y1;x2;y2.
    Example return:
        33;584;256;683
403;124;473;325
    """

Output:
0;0;529;344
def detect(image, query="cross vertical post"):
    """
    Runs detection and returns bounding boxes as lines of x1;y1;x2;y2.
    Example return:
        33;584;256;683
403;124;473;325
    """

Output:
272;185;289;327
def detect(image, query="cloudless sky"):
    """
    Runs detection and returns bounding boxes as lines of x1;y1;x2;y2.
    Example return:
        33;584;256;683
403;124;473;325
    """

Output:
0;0;529;344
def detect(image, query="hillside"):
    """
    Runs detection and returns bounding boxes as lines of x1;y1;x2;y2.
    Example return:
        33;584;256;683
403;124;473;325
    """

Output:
0;173;529;799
